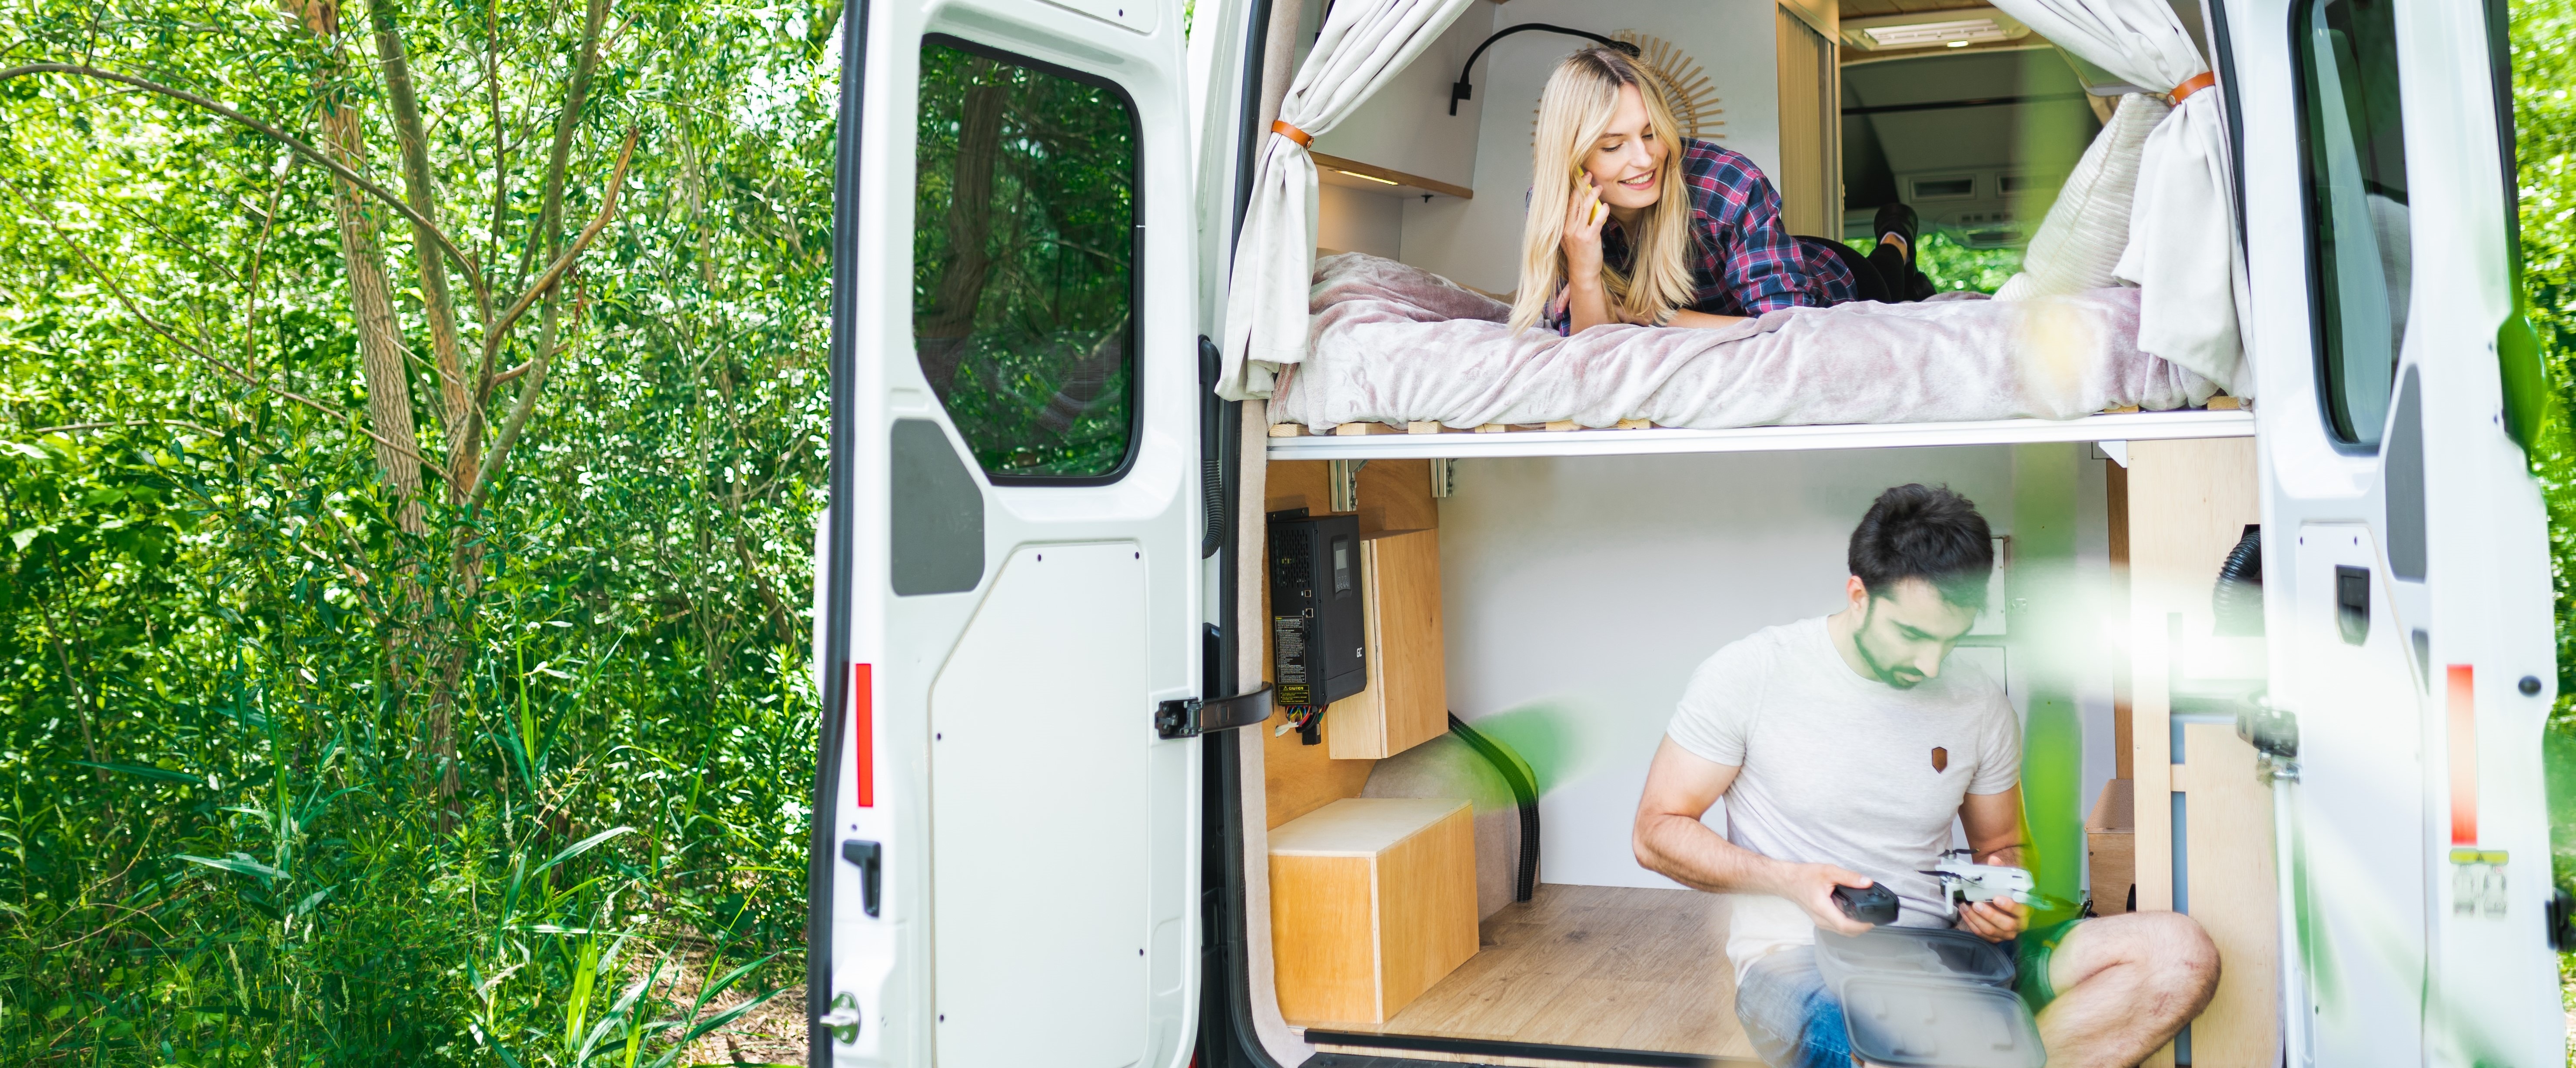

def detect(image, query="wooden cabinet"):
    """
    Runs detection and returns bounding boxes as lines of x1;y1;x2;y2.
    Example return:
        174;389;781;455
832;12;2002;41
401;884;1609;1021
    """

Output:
1269;797;1479;1024
2087;778;2134;915
1323;528;1448;760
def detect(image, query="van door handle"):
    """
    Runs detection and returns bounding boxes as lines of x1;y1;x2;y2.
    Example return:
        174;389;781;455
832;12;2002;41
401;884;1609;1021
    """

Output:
2335;565;2370;645
841;839;882;917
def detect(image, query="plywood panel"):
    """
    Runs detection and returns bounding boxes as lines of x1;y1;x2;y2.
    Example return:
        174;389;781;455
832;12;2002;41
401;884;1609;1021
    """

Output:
1259;458;1412;826
1327;529;1450;760
1774;10;1839;235
1273;799;1478;1024
1271;853;1378;1022
1268;707;1377;828
1265;458;1439;537
1375;806;1481;1015
2123;436;2258;911
2107;459;2133;780
2173;723;2281;1068
2118;437;2263;1068
2087;777;2135;915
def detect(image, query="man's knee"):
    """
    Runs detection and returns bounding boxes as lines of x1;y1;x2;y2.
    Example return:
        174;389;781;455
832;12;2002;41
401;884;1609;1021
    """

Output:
2092;911;2220;1001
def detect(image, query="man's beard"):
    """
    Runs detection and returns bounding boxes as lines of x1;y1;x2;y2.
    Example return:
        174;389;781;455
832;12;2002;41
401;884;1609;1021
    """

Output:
1854;599;1925;690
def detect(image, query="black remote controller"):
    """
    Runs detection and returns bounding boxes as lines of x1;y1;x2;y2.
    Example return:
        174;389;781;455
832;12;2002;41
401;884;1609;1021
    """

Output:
1831;882;1899;925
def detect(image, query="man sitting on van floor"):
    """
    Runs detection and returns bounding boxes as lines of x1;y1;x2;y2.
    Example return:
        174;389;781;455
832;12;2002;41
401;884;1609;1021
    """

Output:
1631;484;2218;1068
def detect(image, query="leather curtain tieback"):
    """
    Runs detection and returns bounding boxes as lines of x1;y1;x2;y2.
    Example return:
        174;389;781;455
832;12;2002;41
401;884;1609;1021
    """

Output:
1271;119;1315;147
2167;70;2217;106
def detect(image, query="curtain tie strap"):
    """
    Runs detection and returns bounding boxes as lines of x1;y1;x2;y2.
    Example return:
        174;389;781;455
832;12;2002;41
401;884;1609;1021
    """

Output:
2167;71;2217;106
1271;119;1315;147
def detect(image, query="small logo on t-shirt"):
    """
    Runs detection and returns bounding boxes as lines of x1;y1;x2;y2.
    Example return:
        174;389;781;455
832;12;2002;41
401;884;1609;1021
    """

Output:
1931;746;1949;773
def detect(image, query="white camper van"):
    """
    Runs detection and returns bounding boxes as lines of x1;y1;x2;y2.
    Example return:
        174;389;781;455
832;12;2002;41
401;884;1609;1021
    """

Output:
800;0;2563;1065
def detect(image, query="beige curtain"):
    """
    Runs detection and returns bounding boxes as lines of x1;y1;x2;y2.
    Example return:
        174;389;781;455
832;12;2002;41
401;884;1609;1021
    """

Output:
1216;0;1482;401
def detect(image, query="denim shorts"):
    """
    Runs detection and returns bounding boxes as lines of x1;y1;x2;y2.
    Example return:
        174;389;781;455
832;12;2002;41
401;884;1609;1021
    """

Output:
1733;947;1855;1068
1733;922;2081;1068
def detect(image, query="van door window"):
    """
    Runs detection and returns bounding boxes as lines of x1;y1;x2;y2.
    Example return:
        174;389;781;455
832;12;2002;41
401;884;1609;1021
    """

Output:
2293;0;2410;450
912;37;1141;481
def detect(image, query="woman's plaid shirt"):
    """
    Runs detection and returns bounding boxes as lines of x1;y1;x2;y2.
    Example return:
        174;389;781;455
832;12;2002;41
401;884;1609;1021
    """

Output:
1549;139;1858;333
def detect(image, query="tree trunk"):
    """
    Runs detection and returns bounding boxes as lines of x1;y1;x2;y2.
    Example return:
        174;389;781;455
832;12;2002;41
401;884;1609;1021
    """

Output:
284;0;426;536
914;77;1007;398
368;0;471;435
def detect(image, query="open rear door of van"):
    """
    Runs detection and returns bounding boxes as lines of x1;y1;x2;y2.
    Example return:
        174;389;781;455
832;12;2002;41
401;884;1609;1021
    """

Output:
805;0;1208;1063
2233;0;2558;1063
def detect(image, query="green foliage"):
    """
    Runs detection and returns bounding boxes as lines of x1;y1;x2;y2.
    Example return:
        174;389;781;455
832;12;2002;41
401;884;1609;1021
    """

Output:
912;41;1138;478
0;0;840;1059
2515;0;2576;708
1914;231;2024;295
2513;0;2576;906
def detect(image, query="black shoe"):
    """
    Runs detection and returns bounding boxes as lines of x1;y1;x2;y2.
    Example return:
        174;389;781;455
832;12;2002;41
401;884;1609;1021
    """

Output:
1873;202;1921;269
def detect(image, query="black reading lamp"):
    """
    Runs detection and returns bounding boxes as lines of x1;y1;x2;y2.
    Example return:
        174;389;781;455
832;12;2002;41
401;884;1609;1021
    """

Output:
1450;25;1641;116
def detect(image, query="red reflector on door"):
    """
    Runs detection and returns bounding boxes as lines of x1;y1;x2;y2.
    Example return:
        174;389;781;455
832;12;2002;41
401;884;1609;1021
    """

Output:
852;663;875;808
2447;664;2475;845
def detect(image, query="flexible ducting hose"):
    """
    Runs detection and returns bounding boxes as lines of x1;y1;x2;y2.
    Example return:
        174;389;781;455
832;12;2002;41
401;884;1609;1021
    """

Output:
2212;524;2263;637
1448;712;1540;902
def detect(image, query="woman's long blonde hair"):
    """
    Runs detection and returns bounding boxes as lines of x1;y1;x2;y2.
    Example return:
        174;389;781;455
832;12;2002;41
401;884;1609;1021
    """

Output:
1508;47;1698;333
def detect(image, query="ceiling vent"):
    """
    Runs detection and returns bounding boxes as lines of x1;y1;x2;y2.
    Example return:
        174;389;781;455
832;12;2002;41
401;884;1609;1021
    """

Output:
1841;7;2033;53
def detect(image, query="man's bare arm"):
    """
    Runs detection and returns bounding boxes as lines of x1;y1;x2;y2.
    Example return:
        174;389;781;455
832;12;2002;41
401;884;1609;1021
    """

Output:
1632;738;1874;935
1958;786;2028;866
1954;786;2031;942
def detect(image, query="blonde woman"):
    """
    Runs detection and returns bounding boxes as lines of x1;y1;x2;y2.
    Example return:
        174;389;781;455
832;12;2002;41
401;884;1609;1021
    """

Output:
1510;47;1930;336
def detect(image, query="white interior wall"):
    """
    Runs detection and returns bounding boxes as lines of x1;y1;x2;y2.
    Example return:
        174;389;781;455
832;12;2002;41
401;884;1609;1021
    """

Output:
1398;0;1784;295
1309;0;1493;191
1437;446;2112;891
1315;182;1404;259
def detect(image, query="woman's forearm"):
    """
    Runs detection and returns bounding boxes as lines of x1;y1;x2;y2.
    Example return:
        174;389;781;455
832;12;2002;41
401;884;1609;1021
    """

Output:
1666;309;1746;330
1565;277;1615;333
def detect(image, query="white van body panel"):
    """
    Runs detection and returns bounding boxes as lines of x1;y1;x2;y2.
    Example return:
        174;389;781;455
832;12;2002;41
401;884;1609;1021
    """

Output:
2231;0;2559;1064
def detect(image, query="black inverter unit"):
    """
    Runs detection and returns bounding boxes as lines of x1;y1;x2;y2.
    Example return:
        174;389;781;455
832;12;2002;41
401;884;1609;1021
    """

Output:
1267;510;1368;720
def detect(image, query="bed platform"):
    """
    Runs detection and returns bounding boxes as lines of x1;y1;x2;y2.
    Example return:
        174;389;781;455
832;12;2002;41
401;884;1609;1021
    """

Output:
1297;884;1761;1067
1267;406;2253;461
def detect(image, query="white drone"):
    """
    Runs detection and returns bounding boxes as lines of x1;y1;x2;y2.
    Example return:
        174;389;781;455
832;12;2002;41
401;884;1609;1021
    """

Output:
1920;849;2071;915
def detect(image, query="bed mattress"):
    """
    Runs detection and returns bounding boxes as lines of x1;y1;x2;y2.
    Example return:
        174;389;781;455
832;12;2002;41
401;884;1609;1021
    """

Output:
1265;253;2217;433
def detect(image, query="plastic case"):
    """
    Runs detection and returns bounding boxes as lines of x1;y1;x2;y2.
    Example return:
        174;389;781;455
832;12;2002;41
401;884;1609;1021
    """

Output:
1812;927;2043;1068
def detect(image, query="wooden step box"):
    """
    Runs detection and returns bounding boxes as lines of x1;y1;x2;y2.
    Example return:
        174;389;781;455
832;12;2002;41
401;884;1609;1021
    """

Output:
1323;527;1448;760
1269;797;1479;1024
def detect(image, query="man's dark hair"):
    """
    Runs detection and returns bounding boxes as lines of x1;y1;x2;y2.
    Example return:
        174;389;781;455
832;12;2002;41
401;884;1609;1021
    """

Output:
1848;484;1994;609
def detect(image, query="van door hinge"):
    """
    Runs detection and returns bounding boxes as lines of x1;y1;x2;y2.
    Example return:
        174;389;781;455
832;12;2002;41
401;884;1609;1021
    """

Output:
819;991;862;1044
2235;694;2299;783
1156;683;1275;739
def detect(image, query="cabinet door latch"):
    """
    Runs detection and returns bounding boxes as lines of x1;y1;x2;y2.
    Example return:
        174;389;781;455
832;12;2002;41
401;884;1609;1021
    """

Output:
1155;683;1275;739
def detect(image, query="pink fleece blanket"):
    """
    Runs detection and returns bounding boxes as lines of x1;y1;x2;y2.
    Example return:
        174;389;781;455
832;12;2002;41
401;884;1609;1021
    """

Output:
1265;253;2217;431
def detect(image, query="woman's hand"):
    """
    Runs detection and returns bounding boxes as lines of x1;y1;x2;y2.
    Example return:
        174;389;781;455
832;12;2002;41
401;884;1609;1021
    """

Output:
1561;173;1608;284
1561;175;1617;332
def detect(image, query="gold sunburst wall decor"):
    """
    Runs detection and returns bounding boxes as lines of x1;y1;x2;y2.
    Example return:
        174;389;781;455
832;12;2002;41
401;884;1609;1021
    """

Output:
1529;32;1727;147
1616;31;1725;142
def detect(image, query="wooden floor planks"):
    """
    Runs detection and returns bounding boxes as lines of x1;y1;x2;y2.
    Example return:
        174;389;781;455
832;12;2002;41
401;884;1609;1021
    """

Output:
1298;883;1755;1061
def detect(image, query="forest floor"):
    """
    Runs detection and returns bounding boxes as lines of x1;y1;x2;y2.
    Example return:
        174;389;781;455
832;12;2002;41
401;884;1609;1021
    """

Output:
668;942;805;1067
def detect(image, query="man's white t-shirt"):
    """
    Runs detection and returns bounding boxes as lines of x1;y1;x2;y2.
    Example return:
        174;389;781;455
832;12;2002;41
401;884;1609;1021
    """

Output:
1665;616;2020;981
